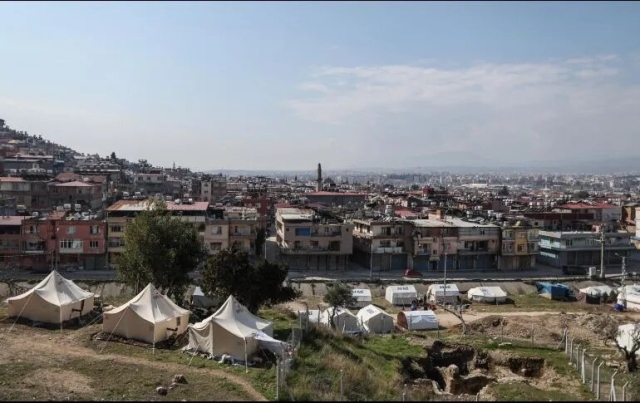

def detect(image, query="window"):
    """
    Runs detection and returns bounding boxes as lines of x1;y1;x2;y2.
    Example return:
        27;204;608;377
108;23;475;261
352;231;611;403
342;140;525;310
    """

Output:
479;229;485;235
67;226;76;235
110;225;122;233
60;239;83;249
209;242;222;251
310;240;319;248
380;240;391;247
89;240;99;249
432;250;438;255
27;225;37;234
256;203;261;208
211;226;222;235
517;244;525;252
90;225;100;235
176;317;181;326
517;232;526;238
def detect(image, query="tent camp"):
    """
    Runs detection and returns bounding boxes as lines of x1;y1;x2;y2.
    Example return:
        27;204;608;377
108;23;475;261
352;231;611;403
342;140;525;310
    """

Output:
187;296;280;359
357;304;395;334
351;288;373;308
320;307;360;332
297;309;322;326
467;286;507;304
102;283;190;345
618;285;640;311
397;310;438;331
427;284;460;304
385;285;418;306
190;286;218;309
6;270;95;325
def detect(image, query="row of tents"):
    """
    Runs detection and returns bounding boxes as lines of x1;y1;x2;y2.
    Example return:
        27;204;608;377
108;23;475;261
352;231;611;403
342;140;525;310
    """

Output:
384;284;507;305
4;271;287;361
301;304;440;333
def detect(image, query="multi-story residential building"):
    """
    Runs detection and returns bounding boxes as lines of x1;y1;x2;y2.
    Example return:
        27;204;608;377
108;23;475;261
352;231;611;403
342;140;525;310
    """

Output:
303;191;367;206
202;206;259;256
446;218;501;270
406;219;459;271
556;203;622;224
0;216;25;267
352;218;412;272
0;177;33;209
201;175;227;202
537;230;635;268
106;199;209;266
498;222;539;270
242;197;270;229
132;172;166;195
49;180;104;210
276;207;353;270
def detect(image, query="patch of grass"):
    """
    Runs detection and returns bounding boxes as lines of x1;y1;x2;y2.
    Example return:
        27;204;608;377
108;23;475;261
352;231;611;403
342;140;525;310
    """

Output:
0;356;250;401
471;293;607;313
490;383;581;401
286;326;423;401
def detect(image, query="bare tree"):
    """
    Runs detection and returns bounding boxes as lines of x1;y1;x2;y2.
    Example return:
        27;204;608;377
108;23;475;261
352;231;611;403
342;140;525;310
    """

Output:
601;318;640;372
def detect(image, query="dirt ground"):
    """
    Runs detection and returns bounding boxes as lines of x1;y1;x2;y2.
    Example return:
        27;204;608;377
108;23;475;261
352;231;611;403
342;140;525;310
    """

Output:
0;317;266;401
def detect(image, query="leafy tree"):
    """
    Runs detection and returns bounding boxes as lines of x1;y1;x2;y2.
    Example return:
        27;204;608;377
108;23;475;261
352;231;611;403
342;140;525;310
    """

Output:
410;184;420;191
110;151;117;161
600;319;640;372
116;198;208;301
201;248;299;314
574;190;590;199
498;186;509;196
323;282;356;329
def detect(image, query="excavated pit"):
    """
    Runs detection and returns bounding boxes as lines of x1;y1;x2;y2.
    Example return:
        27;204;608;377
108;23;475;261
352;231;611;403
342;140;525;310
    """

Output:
401;341;548;397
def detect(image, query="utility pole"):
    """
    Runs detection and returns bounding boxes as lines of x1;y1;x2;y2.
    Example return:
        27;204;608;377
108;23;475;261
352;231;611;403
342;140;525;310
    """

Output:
369;241;374;279
600;224;605;280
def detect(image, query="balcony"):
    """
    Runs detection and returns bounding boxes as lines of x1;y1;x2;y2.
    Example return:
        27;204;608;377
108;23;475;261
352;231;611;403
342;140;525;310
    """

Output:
280;244;342;254
374;246;404;254
310;230;342;237
458;247;491;255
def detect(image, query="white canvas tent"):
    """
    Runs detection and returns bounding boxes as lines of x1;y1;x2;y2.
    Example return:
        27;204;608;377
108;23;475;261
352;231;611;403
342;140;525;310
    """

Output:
351;288;372;308
397;310;438;331
579;285;614;297
102;283;190;345
6;270;94;325
320;307;360;332
427;284;460;304
357;304;394;334
187;295;275;359
191;286;217;309
467;286;507;304
385;285;418;306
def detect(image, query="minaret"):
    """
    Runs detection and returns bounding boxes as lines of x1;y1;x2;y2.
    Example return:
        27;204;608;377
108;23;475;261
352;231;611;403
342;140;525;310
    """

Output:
316;163;323;191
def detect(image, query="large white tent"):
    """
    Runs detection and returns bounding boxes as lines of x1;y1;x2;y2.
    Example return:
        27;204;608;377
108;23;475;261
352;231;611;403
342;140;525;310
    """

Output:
6;270;94;325
385;285;418;306
102;283;190;345
427;284;460;304
187;295;278;359
397;310;439;331
357;304;394;334
467;286;507;304
350;288;372;308
616;323;640;358
579;285;614;297
320;307;360;332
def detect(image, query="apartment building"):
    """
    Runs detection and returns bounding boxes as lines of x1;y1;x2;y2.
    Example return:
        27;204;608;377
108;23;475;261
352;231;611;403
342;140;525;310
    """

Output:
446;218;501;270
0;177;33;209
351;218;412;272
49;180;104;210
0;216;24;267
201;175;227;202
537;230;635;268
202;206;259;256
106;199;209;266
556;203;622;223
132;172;166;195
498;222;539;270
19;211;107;270
242;197;270;229
405;219;459;271
276;207;353;270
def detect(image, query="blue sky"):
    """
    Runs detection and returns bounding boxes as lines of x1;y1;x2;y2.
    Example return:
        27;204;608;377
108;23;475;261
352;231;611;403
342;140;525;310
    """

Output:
1;1;640;170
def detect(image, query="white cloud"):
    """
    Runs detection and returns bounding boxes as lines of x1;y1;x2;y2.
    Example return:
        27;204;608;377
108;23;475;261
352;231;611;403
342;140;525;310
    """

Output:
287;54;640;165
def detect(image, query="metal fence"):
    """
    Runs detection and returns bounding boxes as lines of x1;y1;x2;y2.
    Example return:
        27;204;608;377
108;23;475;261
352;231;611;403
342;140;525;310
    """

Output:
563;333;636;401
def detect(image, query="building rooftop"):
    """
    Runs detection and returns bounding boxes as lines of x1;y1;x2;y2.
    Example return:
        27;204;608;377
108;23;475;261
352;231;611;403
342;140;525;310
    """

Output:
53;180;94;187
444;217;500;228
559;203;617;209
277;207;315;221
408;219;456;228
0;216;26;226
107;199;209;212
0;177;25;183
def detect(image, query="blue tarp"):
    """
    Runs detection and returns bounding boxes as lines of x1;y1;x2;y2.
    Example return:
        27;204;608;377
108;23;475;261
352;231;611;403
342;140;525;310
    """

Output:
536;282;571;300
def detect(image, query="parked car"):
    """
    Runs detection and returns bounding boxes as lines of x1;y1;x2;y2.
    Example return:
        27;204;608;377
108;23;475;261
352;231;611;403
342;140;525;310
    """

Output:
404;269;423;278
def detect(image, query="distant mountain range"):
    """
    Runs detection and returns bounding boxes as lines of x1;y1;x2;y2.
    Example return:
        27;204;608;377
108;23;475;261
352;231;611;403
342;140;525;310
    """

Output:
207;155;640;176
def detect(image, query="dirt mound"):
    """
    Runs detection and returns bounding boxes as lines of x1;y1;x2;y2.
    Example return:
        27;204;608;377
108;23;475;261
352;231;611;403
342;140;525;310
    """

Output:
453;315;565;346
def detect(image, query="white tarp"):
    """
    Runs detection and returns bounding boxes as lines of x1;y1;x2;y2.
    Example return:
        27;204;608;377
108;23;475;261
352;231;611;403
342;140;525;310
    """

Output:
428;284;460;304
467;286;507;303
6;270;95;324
385;285;418;306
579;285;614;297
616;323;640;358
102;283;190;344
297;309;321;325
356;304;394;334
187;295;273;359
191;286;218;309
253;330;287;356
320;307;360;332
350;289;372;308
397;310;438;330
